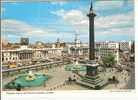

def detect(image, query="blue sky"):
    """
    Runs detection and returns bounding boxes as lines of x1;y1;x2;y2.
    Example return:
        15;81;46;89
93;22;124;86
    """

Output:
1;0;134;43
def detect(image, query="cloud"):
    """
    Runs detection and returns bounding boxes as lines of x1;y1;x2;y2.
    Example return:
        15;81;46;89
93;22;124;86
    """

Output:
1;8;5;15
50;1;67;6
51;9;65;16
94;0;134;12
95;0;124;10
62;10;89;33
96;27;134;36
95;11;134;29
96;27;134;41
1;19;48;37
128;0;134;4
2;0;49;2
52;9;88;33
1;19;73;42
52;8;134;36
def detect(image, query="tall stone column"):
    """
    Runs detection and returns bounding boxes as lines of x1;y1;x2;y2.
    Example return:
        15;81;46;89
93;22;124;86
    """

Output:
87;0;96;60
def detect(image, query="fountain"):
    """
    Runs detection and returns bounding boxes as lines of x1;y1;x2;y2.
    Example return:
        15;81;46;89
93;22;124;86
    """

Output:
65;60;86;72
26;71;36;81
75;60;79;65
5;71;48;90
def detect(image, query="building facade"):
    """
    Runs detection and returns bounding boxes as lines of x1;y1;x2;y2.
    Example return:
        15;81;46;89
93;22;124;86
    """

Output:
68;41;120;64
119;41;130;51
2;45;63;65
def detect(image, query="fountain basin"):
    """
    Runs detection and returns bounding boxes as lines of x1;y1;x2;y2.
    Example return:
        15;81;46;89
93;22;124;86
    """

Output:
5;74;48;89
65;64;86;72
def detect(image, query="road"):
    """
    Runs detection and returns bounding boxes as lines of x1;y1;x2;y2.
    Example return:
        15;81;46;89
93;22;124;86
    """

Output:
126;62;135;89
2;61;63;73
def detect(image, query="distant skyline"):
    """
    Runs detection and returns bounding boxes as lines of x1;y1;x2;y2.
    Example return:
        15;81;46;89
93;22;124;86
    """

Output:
1;0;135;43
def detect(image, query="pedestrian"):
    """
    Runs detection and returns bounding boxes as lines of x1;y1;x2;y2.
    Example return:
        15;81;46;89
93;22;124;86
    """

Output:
16;84;22;91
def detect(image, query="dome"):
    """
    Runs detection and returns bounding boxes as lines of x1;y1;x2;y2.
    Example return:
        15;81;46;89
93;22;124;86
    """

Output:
35;41;45;48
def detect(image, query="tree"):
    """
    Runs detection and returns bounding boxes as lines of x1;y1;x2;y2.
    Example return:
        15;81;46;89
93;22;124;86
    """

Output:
102;54;116;67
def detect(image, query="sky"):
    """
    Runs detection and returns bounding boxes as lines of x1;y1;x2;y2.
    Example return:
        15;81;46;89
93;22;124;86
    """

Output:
1;0;135;43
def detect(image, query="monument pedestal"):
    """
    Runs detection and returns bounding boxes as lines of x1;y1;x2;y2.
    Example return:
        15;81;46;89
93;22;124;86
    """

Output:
76;60;107;89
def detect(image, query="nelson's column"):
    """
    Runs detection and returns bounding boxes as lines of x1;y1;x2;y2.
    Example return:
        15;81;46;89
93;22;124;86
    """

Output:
76;0;107;89
87;0;96;60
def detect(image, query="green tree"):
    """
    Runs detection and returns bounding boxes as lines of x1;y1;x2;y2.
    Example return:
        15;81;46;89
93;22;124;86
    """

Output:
102;54;116;67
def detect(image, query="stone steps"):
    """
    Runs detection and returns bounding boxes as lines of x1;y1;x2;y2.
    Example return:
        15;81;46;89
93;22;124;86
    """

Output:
81;77;103;85
76;76;108;89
